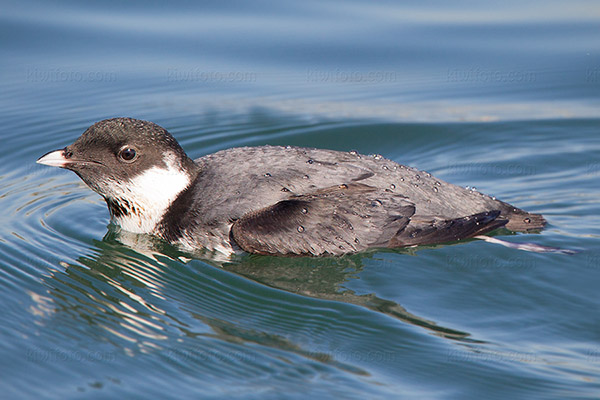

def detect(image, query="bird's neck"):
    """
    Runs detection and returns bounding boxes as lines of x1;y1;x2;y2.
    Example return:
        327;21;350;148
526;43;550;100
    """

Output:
105;161;195;234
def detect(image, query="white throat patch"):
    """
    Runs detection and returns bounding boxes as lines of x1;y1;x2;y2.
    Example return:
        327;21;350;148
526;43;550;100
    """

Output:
107;155;191;234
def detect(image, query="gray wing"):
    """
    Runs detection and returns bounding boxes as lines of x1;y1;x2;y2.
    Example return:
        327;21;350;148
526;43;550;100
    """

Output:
231;183;415;256
230;183;508;256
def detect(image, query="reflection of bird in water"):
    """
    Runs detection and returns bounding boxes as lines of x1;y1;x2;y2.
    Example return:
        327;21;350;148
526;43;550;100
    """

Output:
38;229;477;351
220;251;477;342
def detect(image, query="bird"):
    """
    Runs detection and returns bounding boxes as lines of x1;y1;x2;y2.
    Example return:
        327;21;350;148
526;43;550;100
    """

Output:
37;117;546;256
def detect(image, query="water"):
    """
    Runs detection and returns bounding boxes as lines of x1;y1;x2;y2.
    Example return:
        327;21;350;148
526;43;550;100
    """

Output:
1;1;599;399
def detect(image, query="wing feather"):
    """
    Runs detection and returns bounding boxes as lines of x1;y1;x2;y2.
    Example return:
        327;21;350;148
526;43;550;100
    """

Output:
231;183;415;256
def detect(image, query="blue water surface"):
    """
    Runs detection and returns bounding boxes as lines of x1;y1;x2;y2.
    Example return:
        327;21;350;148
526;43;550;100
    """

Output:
1;1;599;399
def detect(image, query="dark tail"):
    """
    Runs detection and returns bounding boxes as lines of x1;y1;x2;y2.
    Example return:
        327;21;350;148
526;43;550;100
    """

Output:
389;210;508;247
502;207;546;232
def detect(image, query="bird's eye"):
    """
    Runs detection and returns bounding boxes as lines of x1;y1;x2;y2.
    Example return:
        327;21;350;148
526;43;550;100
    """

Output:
118;147;137;162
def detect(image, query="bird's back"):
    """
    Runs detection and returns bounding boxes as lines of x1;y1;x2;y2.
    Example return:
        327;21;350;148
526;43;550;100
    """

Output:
159;146;544;255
